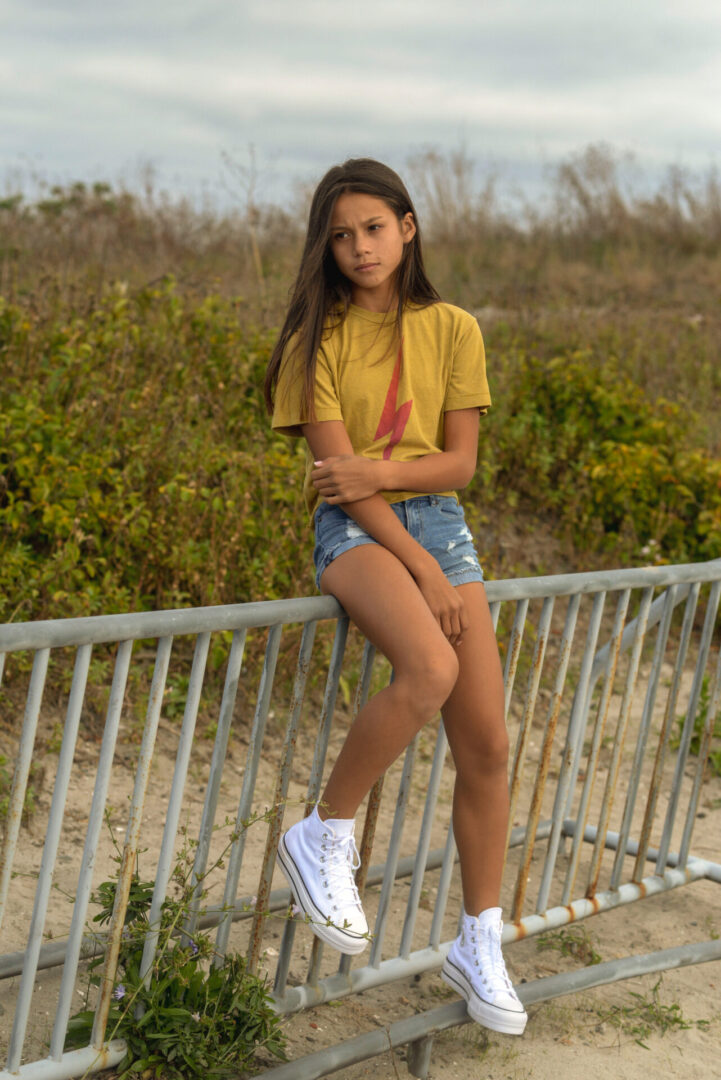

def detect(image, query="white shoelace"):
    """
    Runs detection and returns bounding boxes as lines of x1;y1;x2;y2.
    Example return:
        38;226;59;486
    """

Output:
320;831;362;911
470;923;516;996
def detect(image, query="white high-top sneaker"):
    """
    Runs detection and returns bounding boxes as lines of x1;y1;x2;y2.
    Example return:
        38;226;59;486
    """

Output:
277;807;369;955
441;908;527;1035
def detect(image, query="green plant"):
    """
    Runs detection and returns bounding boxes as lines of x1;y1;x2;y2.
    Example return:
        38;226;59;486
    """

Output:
536;924;602;967
594;977;710;1048
671;675;721;777
0;754;39;826
65;823;286;1078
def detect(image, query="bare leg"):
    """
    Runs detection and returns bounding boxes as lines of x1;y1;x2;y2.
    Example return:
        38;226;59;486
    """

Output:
318;544;459;819
441;582;509;915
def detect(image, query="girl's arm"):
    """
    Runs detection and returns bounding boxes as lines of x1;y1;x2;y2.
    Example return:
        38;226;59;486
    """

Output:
302;419;468;644
311;407;480;504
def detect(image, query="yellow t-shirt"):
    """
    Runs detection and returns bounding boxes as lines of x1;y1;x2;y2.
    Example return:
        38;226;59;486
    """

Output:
271;301;491;517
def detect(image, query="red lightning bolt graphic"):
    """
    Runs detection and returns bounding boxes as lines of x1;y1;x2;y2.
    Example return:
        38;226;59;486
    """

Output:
374;342;413;460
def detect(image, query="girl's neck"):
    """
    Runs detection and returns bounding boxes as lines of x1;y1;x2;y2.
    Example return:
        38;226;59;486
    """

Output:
349;284;398;314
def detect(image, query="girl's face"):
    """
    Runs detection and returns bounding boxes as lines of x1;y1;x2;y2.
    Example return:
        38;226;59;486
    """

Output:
329;191;416;312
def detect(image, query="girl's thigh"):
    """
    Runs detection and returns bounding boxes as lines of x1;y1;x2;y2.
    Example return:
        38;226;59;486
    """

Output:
319;544;456;681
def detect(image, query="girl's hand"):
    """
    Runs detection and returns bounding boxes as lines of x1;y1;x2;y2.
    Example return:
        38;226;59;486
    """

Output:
413;560;468;647
311;455;384;503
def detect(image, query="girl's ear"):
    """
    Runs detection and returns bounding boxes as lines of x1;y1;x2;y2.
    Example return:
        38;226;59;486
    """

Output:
401;212;417;244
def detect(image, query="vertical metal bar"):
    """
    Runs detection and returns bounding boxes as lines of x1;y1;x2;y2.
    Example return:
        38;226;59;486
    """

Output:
429;821;457;949
611;586;679;888
369;737;418;967
49;639;133;1060
506;598;554;850
211;623;282;967
679;639;721;867
306;618;350;805
335;641;380;981
586;587;653;896
274;617;350;998
0;647;49;938
633;586;696;879
657;579;721;872
503;599;529;723
185;628;246;934
0;650;5;689
537;589;604;912
6;645;91;1070
399;725;448;959
245;622;316;971
91;635;173;1050
562;589;629;904
139;632;211;985
512;594;580;920
489;600;501;632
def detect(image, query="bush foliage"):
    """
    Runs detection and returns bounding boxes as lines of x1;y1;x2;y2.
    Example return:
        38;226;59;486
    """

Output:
1;148;720;623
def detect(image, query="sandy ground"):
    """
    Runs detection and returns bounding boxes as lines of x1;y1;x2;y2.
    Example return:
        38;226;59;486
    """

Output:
1;662;720;1080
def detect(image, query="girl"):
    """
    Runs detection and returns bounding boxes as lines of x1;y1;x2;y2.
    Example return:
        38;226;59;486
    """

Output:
264;158;526;1036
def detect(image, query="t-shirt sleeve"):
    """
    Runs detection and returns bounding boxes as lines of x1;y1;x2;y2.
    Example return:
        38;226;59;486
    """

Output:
271;342;344;436
443;316;491;414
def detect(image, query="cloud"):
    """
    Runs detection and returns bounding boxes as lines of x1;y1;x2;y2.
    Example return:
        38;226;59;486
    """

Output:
0;0;719;199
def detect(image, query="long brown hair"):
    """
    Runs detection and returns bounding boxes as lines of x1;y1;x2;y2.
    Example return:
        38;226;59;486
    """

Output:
264;157;440;417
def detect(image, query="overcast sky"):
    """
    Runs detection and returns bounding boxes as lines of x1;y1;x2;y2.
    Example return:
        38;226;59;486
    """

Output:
1;0;720;207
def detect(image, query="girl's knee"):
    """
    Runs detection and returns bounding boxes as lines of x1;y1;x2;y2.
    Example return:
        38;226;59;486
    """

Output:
454;718;509;775
397;644;459;717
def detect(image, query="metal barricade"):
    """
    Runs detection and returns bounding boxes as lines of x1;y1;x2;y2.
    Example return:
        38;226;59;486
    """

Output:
1;562;720;1080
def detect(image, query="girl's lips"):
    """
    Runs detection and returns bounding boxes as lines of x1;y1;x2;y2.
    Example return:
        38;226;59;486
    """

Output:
355;263;379;272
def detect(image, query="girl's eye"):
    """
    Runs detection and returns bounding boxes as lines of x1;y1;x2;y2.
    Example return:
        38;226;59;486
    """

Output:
333;231;349;241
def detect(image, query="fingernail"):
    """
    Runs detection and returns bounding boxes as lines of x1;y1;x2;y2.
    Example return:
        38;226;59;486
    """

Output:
314;461;323;466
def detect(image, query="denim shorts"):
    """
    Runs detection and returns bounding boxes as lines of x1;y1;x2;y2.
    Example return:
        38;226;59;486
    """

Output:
313;494;485;590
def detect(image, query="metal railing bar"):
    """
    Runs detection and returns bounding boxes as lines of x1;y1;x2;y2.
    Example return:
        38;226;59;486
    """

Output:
368;736;418;968
679;638;721;869
333;641;379;983
586;586;653;896
306;617;350;805
537;589;603;913
514;594;580;919
246;622;318;972
502;598;529;723
138;632;211;986
561;820;721;879
399;726;449;959
184;629;246;935
7;645;91;1066
561;589;628;904
429;822;457;949
633;584;697;879
0;597;343;652
0;1040;128;1080
273;618;350;998
48;639;133;1061
208;623;282;967
660;579;721;871
0;647;50;938
90;634;173;1051
507;597;555;855
610;585;677;887
3;560;719;656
